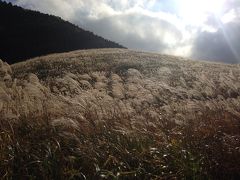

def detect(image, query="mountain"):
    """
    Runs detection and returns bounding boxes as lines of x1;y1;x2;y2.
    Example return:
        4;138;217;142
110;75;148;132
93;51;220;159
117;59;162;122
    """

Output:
0;1;124;64
0;49;240;179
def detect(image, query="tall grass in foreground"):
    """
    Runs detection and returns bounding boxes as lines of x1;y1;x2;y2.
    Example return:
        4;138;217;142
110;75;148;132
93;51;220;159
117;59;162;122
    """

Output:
0;110;240;179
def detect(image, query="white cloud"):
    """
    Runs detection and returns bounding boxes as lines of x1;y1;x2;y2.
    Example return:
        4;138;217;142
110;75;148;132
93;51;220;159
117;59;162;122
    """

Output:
221;8;240;24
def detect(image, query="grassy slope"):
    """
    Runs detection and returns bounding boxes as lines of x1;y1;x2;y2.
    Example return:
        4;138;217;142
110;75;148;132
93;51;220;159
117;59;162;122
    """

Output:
1;49;240;179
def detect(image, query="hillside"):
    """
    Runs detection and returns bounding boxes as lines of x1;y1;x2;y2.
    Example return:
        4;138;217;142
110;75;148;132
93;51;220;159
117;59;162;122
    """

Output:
1;49;240;179
0;1;124;64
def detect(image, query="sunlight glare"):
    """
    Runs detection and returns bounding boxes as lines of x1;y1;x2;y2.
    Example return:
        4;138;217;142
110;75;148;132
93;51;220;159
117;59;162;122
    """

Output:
178;0;226;25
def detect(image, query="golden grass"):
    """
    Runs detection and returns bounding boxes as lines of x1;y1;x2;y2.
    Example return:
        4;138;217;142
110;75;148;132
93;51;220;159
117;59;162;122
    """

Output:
1;49;240;179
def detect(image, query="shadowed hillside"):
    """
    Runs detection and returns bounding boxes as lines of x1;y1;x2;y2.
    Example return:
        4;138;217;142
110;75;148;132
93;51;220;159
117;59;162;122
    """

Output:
0;49;240;179
0;1;124;64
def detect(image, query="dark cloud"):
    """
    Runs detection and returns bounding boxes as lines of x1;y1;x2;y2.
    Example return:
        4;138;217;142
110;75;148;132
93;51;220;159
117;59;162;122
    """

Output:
191;22;240;63
74;13;182;53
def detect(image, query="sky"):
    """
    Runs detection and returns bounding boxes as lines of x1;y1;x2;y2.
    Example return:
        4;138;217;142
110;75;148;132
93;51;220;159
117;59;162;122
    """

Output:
5;0;240;63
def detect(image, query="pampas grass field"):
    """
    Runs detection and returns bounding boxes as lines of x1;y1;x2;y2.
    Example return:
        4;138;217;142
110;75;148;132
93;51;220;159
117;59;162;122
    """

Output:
1;49;240;179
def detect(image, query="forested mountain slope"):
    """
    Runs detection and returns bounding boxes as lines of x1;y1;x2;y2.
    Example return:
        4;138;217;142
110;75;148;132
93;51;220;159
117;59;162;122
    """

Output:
0;1;124;64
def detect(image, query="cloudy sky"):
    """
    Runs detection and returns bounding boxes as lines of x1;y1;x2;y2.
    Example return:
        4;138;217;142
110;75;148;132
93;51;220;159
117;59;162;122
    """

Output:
5;0;240;63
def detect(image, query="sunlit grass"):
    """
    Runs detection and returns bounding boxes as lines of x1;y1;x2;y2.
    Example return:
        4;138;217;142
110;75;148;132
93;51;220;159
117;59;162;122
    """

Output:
1;49;240;179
